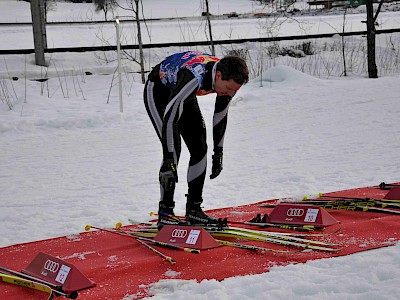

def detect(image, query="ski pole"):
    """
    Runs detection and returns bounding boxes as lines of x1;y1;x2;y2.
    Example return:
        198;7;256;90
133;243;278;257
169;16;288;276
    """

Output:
86;224;181;263
85;224;200;254
136;238;176;265
150;211;182;221
135;236;200;254
85;224;137;240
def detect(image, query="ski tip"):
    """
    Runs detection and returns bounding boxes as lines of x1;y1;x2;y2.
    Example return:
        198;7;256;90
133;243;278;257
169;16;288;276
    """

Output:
84;225;92;231
149;211;156;217
115;222;122;229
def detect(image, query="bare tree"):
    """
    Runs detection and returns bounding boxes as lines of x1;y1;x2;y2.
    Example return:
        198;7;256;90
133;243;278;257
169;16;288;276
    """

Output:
364;0;384;78
116;0;146;83
93;0;118;21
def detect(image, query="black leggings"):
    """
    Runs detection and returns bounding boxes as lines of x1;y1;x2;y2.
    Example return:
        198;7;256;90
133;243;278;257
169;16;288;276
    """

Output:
144;75;207;204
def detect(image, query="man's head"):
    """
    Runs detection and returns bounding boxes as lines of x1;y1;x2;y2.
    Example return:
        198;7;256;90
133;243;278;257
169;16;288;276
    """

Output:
214;56;249;97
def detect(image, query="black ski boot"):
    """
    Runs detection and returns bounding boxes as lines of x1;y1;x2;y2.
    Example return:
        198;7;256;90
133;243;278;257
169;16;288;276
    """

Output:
185;195;219;225
157;202;189;230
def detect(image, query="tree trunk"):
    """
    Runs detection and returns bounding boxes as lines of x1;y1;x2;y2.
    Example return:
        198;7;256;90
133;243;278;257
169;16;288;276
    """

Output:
30;0;47;66
341;8;347;76
365;0;378;78
135;0;146;83
204;0;215;56
135;0;145;83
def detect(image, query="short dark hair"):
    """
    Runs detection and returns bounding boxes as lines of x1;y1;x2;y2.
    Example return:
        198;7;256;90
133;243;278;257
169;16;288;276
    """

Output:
217;56;249;85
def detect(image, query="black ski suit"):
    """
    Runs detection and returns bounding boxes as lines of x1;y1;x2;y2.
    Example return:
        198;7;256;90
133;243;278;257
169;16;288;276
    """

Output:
143;51;231;206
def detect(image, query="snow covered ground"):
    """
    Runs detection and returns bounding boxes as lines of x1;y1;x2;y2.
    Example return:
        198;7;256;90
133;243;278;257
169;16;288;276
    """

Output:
1;1;400;299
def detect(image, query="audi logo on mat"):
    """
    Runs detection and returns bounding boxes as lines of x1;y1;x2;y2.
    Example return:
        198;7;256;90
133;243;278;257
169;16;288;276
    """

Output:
171;229;187;238
286;208;305;217
44;260;60;273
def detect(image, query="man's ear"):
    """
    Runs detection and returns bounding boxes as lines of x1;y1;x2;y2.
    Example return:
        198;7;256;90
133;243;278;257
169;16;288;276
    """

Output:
215;71;222;81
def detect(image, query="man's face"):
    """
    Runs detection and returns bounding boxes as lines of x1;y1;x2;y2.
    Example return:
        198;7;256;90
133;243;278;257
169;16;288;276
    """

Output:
214;71;242;97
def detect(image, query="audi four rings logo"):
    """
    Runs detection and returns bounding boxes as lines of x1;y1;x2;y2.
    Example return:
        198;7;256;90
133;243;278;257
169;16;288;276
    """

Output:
171;229;188;238
286;208;305;217
44;260;60;273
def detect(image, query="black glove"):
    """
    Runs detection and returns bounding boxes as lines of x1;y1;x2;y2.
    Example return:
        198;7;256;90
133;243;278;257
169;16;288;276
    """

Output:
210;151;223;179
159;158;178;191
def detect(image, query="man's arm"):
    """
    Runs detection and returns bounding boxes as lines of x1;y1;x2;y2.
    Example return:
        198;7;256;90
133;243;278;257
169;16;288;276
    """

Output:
212;95;231;152
210;95;231;179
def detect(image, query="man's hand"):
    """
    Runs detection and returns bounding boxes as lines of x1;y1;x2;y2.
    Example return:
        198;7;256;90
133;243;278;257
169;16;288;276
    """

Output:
159;158;178;191
210;152;223;179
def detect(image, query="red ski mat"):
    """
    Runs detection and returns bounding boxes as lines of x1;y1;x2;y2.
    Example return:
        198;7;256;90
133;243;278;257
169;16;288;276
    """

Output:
0;183;399;299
